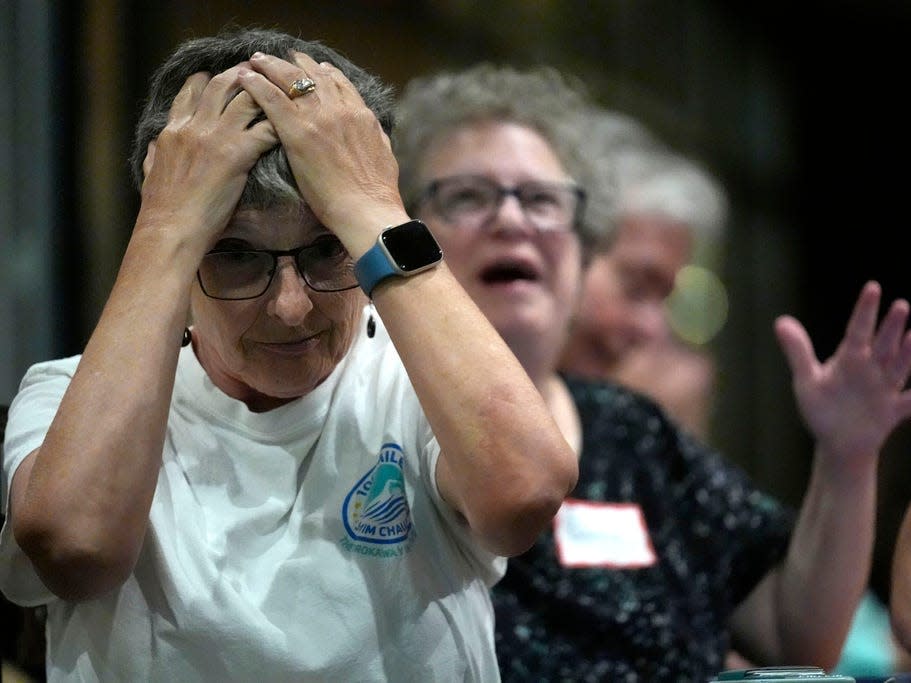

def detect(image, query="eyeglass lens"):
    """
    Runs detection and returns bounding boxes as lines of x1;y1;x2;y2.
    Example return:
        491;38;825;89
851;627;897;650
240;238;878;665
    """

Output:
197;237;357;300
428;175;581;231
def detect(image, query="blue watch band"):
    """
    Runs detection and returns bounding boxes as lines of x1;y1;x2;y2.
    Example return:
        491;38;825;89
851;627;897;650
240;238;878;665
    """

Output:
354;220;443;297
354;241;397;297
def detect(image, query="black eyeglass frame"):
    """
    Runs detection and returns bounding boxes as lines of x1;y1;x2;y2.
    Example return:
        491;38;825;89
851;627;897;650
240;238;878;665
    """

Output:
196;241;359;301
416;174;587;231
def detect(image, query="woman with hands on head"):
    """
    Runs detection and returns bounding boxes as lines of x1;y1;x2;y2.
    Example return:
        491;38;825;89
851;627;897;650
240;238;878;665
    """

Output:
393;64;911;680
0;28;577;682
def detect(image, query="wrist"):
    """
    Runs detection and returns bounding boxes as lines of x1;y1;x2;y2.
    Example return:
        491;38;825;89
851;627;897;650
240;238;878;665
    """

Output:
354;220;443;297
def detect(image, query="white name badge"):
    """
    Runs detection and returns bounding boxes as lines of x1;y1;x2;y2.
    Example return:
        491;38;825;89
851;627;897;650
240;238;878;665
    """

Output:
554;499;656;568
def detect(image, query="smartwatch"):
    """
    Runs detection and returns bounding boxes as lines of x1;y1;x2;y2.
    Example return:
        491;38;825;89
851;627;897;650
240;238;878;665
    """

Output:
354;219;443;297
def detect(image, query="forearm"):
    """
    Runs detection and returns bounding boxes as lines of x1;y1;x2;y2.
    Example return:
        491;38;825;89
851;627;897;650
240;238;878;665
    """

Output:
13;228;197;597
372;263;578;556
891;505;911;649
736;449;877;667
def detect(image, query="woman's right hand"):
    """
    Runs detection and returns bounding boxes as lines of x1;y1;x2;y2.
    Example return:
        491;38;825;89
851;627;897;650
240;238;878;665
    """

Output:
136;63;278;256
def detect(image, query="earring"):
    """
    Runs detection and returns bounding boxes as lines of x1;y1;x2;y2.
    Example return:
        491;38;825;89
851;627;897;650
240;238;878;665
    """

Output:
366;301;377;339
182;328;192;347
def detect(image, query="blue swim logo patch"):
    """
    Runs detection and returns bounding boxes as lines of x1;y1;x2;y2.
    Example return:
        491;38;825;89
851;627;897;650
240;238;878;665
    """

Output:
342;443;413;547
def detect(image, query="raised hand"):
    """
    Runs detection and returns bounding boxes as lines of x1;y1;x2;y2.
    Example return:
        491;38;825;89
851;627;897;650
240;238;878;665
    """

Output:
774;280;911;467
242;51;407;255
138;64;278;255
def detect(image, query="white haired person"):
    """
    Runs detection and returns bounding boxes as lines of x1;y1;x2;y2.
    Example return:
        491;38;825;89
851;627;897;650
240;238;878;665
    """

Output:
558;116;727;407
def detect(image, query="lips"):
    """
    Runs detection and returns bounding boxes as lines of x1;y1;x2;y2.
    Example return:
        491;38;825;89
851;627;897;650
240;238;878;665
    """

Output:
479;256;542;284
263;332;318;344
257;334;320;354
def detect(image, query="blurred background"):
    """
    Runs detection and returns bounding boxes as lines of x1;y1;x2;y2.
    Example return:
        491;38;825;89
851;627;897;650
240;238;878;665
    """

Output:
2;0;910;609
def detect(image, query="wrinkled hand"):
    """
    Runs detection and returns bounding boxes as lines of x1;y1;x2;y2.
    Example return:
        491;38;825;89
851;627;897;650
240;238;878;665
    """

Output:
775;281;911;467
242;51;406;253
139;63;278;253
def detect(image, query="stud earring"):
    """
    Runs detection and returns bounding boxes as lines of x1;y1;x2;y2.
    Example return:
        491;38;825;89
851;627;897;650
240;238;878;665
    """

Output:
182;328;192;347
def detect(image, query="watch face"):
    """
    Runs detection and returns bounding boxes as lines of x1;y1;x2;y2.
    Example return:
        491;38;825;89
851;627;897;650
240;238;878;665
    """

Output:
380;220;443;272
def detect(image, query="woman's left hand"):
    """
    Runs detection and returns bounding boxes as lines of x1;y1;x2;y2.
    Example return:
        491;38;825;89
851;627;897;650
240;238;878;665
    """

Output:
775;280;911;471
241;51;407;256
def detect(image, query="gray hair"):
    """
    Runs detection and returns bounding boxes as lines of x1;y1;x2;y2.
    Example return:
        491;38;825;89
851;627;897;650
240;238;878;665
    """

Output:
581;108;728;248
392;64;605;248
129;26;395;208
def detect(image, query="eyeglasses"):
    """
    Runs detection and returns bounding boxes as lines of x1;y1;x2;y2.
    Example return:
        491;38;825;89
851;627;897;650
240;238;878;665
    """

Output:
197;236;358;300
419;175;585;233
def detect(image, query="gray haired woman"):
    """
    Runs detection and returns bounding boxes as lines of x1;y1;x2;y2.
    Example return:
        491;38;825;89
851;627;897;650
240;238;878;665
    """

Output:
0;28;577;681
394;62;911;680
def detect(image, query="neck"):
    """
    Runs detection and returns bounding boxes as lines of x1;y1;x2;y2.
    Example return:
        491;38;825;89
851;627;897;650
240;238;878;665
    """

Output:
499;327;560;389
495;326;582;455
539;373;582;456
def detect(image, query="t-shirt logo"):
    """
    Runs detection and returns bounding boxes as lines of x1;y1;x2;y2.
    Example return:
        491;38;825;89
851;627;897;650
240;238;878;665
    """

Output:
341;442;413;548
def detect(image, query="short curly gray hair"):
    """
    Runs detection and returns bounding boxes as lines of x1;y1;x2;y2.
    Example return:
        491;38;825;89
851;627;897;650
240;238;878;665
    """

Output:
129;26;395;209
581;108;728;247
392;64;608;248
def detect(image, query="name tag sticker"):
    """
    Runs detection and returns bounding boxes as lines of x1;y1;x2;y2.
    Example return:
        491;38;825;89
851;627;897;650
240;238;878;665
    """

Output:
554;499;656;568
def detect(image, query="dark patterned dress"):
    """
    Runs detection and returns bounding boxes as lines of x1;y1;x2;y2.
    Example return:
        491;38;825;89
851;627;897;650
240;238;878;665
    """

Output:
493;376;795;682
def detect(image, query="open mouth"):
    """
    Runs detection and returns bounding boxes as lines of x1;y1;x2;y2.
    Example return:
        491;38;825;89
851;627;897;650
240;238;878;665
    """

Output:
480;260;540;284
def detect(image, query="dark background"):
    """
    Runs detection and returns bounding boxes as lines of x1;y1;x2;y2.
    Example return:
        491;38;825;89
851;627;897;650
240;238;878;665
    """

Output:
8;0;911;609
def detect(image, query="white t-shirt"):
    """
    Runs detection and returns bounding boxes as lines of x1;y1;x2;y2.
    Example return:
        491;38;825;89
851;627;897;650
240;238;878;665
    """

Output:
0;311;505;682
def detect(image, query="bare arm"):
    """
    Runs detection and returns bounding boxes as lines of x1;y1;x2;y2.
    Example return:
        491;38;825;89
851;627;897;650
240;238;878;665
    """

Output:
730;281;911;667
244;52;578;556
375;266;578;555
9;66;278;600
891;502;911;649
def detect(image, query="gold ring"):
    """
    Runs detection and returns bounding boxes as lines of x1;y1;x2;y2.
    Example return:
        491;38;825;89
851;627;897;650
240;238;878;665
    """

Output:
288;77;316;99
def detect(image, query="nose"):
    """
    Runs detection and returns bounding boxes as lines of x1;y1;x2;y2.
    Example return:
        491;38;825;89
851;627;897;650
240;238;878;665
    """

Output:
266;257;314;325
631;302;669;344
487;193;536;237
